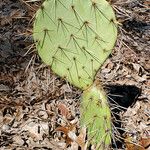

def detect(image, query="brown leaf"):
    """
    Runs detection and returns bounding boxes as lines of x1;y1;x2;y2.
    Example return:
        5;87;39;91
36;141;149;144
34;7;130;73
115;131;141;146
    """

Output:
139;138;150;149
76;127;86;149
55;126;69;135
144;1;150;7
125;135;147;150
58;103;70;119
55;123;76;146
125;136;150;150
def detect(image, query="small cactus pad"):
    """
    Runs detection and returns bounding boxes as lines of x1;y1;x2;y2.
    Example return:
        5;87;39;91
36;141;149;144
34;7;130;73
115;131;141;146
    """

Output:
33;0;117;89
80;82;111;148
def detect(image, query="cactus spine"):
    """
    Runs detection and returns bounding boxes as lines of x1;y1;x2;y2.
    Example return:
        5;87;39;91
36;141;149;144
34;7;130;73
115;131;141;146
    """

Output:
33;0;117;148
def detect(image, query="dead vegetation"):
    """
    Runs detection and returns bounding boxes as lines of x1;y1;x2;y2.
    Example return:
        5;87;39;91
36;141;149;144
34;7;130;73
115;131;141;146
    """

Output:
0;0;149;149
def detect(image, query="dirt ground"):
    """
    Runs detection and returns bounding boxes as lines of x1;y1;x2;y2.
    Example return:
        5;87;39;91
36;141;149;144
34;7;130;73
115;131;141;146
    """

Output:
0;0;149;149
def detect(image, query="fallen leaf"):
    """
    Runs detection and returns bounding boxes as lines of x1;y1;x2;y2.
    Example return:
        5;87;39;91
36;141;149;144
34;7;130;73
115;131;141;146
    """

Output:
55;123;76;146
139;138;150;149
76;127;86;149
58;103;70;119
125;135;148;150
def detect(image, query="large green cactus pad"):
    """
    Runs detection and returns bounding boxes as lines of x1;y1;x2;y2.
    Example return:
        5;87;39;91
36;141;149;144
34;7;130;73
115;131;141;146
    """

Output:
33;0;117;89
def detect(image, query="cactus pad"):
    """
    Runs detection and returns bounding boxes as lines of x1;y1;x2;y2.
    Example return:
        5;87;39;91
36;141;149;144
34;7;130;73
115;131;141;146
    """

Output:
80;82;111;148
33;0;117;90
33;0;117;148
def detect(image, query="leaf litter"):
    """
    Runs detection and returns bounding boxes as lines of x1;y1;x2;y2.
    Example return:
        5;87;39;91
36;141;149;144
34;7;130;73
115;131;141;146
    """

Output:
0;0;149;149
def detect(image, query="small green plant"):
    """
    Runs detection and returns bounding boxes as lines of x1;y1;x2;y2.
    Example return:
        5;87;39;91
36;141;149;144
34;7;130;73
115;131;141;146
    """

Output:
33;0;117;149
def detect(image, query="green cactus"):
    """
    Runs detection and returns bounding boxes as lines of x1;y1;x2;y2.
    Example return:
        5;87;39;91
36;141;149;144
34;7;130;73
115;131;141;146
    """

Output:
81;81;111;149
33;0;117;149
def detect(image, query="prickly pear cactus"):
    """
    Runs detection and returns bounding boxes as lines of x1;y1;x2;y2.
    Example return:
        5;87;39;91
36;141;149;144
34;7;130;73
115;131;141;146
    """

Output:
81;81;111;149
33;0;117;149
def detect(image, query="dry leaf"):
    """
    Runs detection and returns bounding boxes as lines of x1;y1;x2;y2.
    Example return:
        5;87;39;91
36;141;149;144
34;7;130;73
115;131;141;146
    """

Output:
76;127;86;150
58;103;70;119
1;9;23;26
139;138;150;149
55;123;76;146
125;135;150;150
144;1;150;7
